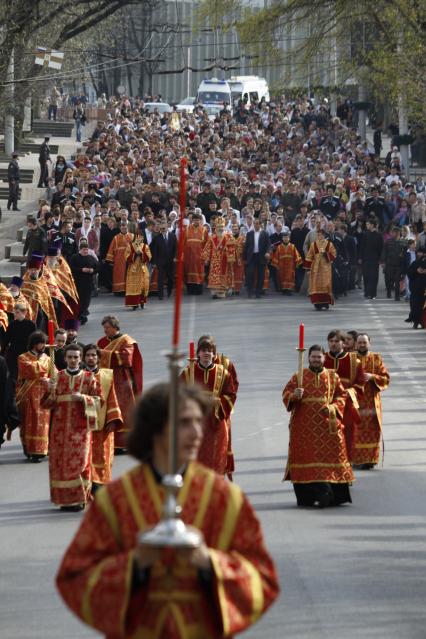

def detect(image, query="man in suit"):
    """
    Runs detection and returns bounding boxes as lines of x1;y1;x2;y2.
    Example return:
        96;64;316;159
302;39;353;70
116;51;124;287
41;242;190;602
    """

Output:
150;220;177;299
243;217;271;298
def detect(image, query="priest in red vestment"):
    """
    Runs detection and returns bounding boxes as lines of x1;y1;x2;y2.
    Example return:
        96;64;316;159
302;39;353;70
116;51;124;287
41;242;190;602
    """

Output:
16;331;51;461
106;220;133;294
97;315;143;452
43;343;101;511
181;335;236;475
324;329;365;461
183;214;208;295
352;333;390;469
83;343;123;490
202;218;232;299
56;382;279;638
283;344;354;507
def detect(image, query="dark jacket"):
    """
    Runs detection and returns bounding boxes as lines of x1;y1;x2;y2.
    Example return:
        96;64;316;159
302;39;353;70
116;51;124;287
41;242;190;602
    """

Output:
39;141;50;163
382;238;406;270
407;256;426;291
0;355;20;445
290;227;309;258
23;227;48;256
150;231;177;266
320;195;341;220
99;224;119;260
116;187;137;211
53;232;77;262
359;230;384;264
243;229;271;264
343;234;357;266
7;159;20;182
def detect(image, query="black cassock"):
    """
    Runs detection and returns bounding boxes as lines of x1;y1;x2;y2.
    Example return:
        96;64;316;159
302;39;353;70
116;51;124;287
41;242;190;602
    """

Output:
69;253;99;322
0;355;20;447
3;318;37;382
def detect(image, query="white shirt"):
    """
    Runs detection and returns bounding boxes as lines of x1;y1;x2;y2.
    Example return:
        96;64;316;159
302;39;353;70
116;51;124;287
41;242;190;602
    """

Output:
253;230;260;253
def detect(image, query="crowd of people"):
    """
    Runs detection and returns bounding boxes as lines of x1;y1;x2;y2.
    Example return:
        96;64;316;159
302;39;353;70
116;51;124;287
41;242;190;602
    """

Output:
9;90;425;325
0;89;421;637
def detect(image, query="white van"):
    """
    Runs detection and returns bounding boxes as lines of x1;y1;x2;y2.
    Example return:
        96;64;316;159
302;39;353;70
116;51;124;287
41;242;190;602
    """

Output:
196;79;232;108
227;76;270;107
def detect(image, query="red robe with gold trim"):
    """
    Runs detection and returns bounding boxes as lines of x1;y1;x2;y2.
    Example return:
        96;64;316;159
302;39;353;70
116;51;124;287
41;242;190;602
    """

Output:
224;234;245;293
283;368;354;484
56;461;279;639
97;334;143;449
106;232;133;293
181;362;236;475
124;239;151;307
304;239;336;305
214;353;239;479
183;225;208;285
92;368;123;484
0;283;14;314
202;234;231;293
271;242;302;291
352;351;390;465
21;273;58;327
324;351;365;461
16;351;51;456
44;369;101;507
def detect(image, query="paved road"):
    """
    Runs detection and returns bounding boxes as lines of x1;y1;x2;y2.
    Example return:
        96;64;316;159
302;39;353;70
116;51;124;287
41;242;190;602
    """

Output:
1;285;426;639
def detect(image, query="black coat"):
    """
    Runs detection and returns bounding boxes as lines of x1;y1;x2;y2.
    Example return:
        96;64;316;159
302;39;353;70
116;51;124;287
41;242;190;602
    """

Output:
3;318;37;381
360;230;384;264
243;230;271;264
100;225;119;260
408;257;426;292
0;355;20;445
343;234;357;266
290;227;309;258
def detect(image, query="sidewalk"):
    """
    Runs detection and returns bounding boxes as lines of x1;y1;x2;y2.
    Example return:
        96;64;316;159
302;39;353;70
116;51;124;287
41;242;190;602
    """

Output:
0;120;92;282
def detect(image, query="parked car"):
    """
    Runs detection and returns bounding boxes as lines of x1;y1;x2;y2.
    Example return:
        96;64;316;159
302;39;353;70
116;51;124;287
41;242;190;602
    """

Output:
204;105;223;120
144;102;172;114
175;97;196;113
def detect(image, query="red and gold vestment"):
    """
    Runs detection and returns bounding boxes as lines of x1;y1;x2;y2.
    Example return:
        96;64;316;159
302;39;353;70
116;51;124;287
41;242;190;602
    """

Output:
183;225;208;285
304;239;336;305
98;334;143;449
271;242;302;291
352;352;390;465
56;461;279;639
181;362;236;475
92;368;123;484
16;351;51;456
44;369;101;507
106;232;133;293
283;367;354;484
324;351;365;461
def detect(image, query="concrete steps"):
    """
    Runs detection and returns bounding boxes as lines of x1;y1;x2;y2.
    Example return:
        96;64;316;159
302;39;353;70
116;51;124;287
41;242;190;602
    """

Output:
1;226;27;282
31;120;74;138
0;168;34;183
0;259;24;281
0;187;21;200
0;142;59;155
5;241;26;262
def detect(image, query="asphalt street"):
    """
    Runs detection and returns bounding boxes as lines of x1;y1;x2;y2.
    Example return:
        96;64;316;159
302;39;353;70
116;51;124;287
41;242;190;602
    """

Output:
1;284;426;639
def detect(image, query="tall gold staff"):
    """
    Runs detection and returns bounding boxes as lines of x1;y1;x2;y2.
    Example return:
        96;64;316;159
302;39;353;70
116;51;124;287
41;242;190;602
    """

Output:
297;323;305;388
139;158;201;549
